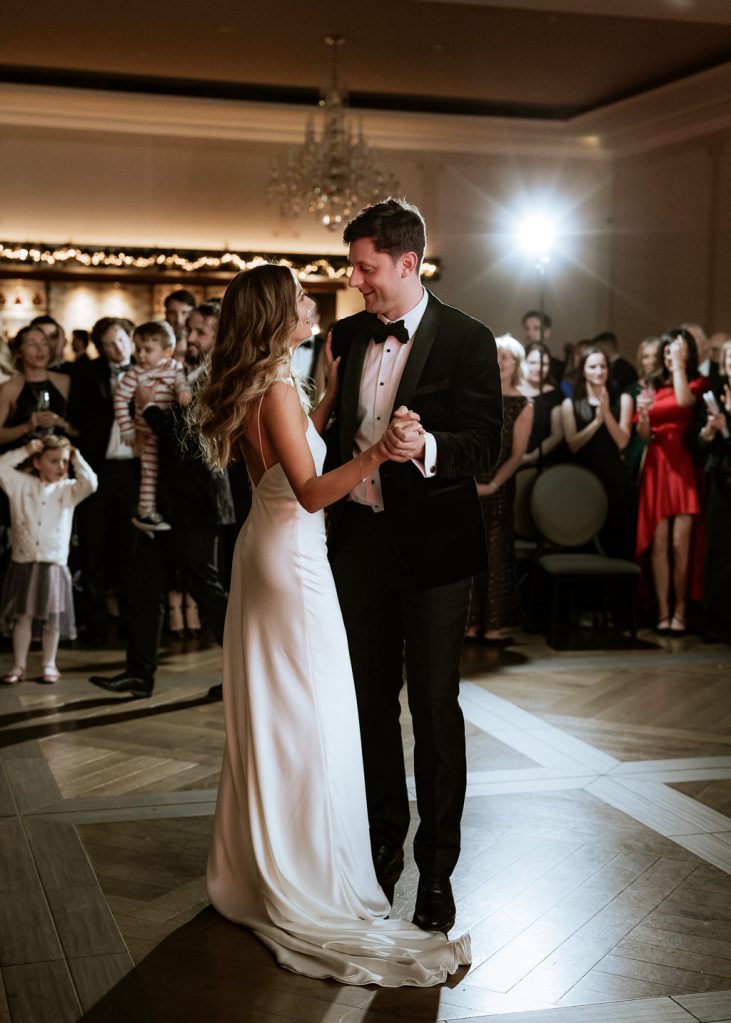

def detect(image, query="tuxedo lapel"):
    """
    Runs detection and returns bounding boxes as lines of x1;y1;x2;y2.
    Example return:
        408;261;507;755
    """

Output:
393;292;441;411
339;321;371;460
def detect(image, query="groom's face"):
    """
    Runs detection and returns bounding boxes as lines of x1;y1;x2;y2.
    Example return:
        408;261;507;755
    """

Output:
347;237;410;321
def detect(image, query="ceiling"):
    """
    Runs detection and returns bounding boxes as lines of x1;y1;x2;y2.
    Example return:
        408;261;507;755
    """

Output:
2;0;730;120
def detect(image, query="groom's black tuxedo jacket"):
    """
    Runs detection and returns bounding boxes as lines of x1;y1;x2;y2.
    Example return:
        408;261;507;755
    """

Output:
326;290;503;588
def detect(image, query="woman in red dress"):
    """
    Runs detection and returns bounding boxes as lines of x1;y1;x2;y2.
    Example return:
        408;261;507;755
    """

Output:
636;328;708;636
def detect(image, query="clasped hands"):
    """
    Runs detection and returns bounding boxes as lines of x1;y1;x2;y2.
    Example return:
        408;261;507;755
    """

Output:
379;406;425;463
704;383;731;439
25;437;78;461
593;387;611;423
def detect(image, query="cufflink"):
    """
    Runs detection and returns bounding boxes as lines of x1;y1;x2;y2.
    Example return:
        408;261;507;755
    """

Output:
430;465;436;473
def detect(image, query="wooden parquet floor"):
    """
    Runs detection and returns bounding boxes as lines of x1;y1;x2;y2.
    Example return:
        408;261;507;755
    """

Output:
1;629;731;1022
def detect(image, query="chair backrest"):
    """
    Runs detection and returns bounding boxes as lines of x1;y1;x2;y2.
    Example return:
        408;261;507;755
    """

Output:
529;464;608;548
513;467;539;539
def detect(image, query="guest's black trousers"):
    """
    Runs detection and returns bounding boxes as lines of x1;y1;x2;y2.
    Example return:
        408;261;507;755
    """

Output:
127;527;229;682
329;503;470;876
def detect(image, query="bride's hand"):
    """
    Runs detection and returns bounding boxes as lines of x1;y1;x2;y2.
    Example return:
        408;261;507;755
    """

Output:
323;332;340;397
377;428;410;462
380;421;425;462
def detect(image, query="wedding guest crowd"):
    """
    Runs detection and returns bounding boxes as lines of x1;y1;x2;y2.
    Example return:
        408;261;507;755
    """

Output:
0;292;729;689
467;312;730;644
0;292;235;688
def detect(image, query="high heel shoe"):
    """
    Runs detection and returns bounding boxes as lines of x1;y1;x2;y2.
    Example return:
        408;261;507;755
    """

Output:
655;617;671;635
184;597;201;636
669;614;686;638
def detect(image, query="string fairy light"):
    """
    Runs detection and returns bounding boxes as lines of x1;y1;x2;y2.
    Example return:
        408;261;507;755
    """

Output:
0;243;439;280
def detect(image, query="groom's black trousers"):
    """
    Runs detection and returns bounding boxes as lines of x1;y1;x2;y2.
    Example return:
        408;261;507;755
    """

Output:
329;502;470;877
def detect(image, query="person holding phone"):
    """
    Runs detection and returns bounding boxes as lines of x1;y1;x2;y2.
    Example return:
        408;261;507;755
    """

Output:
636;328;709;635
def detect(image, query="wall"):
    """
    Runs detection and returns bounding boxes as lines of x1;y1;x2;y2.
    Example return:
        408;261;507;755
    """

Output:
1;79;730;356
0;118;613;351
610;131;731;349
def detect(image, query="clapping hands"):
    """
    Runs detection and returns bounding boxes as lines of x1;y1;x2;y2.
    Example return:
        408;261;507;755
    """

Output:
380;406;425;462
595;387;610;423
706;410;726;436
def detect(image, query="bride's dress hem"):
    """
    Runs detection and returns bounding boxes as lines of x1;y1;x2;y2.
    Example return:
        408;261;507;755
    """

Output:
209;897;472;988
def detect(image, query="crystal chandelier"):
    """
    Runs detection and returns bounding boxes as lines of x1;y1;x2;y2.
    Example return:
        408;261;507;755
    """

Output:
268;35;399;232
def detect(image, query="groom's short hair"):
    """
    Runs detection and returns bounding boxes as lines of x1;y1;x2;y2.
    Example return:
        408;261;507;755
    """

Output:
343;197;426;266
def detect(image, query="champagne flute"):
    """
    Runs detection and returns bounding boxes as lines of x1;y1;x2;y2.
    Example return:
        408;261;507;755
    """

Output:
34;388;53;437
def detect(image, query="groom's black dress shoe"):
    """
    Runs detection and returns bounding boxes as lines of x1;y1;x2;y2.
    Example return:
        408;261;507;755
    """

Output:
373;845;404;904
413;874;456;935
88;672;153;698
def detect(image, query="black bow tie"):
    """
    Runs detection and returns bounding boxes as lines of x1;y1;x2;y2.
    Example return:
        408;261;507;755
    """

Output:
369;316;409;345
110;363;130;376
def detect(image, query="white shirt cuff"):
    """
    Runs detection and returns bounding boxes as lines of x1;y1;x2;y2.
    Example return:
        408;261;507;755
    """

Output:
412;432;437;477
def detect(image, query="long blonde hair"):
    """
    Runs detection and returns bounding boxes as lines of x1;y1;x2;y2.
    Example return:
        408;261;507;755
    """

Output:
197;264;303;470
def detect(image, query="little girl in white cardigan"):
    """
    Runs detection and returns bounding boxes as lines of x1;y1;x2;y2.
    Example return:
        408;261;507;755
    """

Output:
0;436;97;684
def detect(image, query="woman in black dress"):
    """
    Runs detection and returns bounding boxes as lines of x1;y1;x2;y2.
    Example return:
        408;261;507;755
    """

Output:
468;335;533;645
0;324;75;573
520;341;564;466
561;346;634;558
699;338;731;642
0;326;73;450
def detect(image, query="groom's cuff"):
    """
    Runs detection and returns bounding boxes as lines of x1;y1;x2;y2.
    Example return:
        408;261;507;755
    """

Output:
411;432;437;478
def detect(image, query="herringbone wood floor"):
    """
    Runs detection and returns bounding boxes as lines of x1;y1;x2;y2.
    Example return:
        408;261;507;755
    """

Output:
1;629;730;1022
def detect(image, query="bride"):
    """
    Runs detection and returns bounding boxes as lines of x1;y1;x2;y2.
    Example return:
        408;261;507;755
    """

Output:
196;264;471;987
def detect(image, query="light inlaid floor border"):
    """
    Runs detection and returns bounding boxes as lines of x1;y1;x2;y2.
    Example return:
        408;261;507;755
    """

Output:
2;643;731;1021
453;683;731;875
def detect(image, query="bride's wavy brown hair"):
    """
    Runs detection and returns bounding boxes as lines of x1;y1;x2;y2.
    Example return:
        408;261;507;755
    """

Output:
197;263;304;470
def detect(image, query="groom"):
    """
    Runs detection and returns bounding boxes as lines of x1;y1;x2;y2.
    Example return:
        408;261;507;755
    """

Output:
327;197;502;933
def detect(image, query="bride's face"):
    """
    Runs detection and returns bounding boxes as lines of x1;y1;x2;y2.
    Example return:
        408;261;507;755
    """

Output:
290;279;316;348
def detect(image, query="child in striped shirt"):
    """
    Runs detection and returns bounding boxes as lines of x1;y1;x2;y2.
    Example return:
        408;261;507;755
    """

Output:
114;321;191;531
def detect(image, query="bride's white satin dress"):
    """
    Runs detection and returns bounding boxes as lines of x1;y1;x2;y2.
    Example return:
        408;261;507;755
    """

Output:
207;415;471;986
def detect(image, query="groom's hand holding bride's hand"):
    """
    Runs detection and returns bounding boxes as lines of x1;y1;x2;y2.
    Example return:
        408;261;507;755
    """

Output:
381;406;425;462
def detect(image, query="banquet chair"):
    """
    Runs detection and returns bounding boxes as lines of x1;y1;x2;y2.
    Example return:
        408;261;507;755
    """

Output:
513;466;540;591
513;466;539;541
529;464;640;647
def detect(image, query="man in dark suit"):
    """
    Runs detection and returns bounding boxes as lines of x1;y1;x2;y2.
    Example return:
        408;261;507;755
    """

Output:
594;331;638;394
326;198;502;934
89;302;234;698
67;317;139;641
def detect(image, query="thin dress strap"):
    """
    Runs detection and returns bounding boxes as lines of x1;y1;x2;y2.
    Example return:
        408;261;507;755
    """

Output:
256;393;268;472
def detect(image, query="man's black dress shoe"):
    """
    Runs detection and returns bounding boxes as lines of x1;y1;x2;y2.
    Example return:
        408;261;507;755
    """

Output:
413;874;455;935
88;672;153;698
373;845;404;904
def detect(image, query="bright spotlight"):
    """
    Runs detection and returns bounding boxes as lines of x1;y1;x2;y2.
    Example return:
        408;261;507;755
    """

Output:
515;214;557;262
